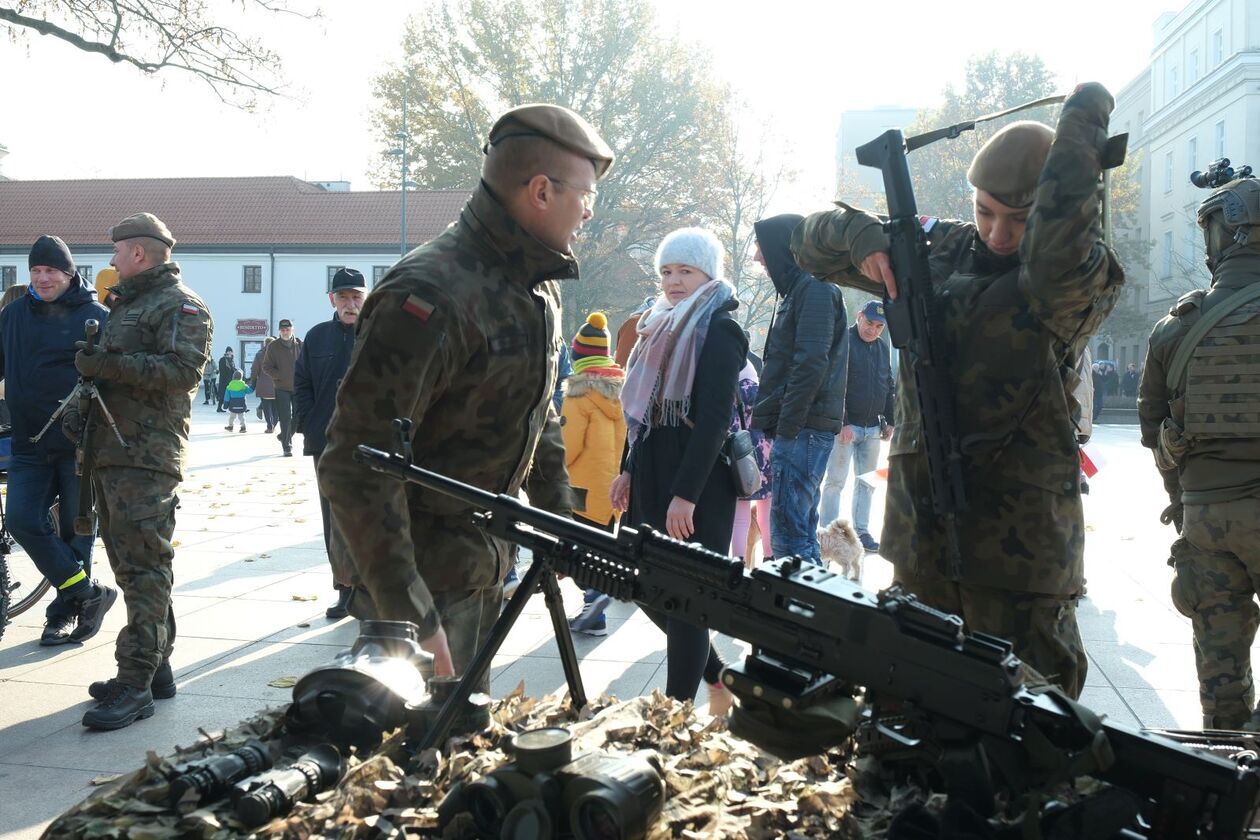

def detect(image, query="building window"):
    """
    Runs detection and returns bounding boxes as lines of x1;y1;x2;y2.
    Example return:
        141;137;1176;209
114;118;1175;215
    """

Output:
372;265;389;284
1189;49;1199;84
243;265;262;293
1185;220;1198;264
326;265;346;293
1168;66;1179;99
0;266;15;290
78;265;93;282
1164;150;1174;192
1188;136;1197;172
1212;29;1223;66
1214;120;1226;159
1163;231;1174;278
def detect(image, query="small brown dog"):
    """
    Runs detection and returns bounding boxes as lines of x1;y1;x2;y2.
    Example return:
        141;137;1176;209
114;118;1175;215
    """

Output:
818;518;864;581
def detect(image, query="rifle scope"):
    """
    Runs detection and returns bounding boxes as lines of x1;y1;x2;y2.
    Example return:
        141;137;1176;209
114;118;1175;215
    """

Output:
167;739;271;806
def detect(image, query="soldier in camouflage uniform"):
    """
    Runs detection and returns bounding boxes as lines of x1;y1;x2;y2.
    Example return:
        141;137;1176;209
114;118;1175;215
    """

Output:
69;213;213;730
1139;175;1260;730
318;105;614;688
790;83;1125;699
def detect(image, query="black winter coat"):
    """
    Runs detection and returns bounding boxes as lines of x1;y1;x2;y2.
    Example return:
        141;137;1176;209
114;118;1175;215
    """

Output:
0;277;109;457
293;314;355;455
843;324;895;427
750;214;848;438
627;306;748;554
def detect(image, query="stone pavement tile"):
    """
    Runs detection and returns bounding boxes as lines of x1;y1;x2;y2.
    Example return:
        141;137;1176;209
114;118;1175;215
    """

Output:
0;682;97;756
182;528;325;558
1077;686;1140;728
0;623;117;680
3;693;280;775
263;616;360;648
1085;641;1197;690
9;635;254;690
490;655;660;703
173;558;308;599
1077;598;1191;645
238;571;338;603
0;763;101;840
177;639;344;703
175;597;327;642
497;612;570;657
1120;687;1204;730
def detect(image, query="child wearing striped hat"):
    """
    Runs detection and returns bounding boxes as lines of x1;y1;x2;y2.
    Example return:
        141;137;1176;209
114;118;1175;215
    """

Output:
562;312;625;636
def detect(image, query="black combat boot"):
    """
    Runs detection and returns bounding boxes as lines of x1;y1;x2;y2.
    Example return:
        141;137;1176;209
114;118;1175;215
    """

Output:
89;660;176;701
325;587;353;619
69;583;118;643
40;614;78;646
82;683;155;730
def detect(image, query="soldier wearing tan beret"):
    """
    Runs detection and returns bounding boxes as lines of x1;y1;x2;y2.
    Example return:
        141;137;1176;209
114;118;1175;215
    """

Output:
318;104;613;687
791;83;1126;700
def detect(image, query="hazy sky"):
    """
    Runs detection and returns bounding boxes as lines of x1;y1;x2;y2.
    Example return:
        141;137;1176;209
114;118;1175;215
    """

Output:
0;0;1174;212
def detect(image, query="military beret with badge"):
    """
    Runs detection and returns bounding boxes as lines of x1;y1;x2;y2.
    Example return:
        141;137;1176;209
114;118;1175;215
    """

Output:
109;212;176;248
485;103;616;180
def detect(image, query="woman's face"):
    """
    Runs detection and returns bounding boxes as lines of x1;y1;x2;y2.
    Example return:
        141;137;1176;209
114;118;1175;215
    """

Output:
660;263;710;305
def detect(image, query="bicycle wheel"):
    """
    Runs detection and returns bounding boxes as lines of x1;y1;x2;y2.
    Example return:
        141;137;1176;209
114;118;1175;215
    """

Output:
1;532;53;620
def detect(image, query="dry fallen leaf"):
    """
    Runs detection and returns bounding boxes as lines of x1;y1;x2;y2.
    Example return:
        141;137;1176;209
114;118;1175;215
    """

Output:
267;676;297;688
291;595;319;602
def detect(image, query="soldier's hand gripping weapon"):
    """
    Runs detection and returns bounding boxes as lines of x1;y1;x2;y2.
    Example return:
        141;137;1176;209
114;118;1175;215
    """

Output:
354;435;1260;839
30;319;129;535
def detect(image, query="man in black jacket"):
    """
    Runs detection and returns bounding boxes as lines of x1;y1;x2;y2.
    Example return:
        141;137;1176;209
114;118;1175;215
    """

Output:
294;268;366;619
0;236;115;645
819;301;895;552
750;214;848;564
215;346;235;412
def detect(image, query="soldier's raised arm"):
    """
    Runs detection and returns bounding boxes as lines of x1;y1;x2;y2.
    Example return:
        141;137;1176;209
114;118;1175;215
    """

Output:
790;203;889;296
1018;82;1126;344
317;286;465;639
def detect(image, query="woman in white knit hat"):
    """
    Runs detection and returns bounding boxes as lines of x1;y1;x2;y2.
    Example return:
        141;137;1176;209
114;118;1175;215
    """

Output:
610;227;748;715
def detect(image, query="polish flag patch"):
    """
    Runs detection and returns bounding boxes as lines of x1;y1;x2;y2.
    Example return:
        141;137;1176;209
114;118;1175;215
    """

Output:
401;294;435;322
181;303;199;316
919;215;938;233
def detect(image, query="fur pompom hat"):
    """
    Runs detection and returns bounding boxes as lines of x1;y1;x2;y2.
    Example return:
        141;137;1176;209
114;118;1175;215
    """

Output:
654;227;724;282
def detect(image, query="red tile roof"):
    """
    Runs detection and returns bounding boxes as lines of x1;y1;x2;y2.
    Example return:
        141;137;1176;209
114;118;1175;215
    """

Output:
0;177;470;249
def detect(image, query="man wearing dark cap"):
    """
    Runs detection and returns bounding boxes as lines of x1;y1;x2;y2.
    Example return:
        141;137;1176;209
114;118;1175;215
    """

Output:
319;103;613;687
0;236;114;646
294;268;367;619
71;212;213;729
818;300;895;553
262;317;301;456
791;84;1126;699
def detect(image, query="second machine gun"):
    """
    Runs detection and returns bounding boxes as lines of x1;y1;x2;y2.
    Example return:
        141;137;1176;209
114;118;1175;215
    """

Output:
355;436;1260;839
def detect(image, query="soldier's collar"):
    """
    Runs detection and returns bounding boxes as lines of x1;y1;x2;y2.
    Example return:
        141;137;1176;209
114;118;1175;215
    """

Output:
462;182;580;286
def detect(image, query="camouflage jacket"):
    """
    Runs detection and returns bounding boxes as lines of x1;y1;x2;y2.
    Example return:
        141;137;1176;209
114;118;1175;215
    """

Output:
1139;256;1260;505
86;262;213;479
791;93;1124;594
317;183;575;635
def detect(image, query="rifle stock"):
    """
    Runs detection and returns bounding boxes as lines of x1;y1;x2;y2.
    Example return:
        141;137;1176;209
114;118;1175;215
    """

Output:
354;443;1260;838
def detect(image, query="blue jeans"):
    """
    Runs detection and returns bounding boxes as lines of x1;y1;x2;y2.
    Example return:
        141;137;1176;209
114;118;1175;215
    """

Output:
819;425;881;534
768;428;834;564
6;452;94;619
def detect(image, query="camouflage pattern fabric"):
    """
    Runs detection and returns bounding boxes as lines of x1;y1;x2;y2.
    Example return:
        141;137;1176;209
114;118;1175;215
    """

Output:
84;262;213;479
93;466;180;688
791;84;1124;600
318;184;576;638
897;569;1087;699
418;587;503;694
1170;499;1260;729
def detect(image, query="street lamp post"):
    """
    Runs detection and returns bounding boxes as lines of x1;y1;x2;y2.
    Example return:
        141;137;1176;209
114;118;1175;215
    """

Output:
386;89;416;258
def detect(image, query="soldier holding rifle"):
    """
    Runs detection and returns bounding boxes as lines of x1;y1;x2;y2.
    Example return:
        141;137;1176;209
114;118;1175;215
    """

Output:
790;83;1125;698
67;213;213;730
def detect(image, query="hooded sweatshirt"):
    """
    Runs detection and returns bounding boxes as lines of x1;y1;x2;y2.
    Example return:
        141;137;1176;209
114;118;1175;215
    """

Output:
750;214;848;438
0;274;109;456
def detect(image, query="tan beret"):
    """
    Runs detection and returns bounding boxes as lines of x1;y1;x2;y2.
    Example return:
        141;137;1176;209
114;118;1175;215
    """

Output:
110;212;176;248
486;103;615;179
966;121;1055;209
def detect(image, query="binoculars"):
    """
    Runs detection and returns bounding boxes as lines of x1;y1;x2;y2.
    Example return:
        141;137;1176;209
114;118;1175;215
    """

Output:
444;727;665;840
232;744;344;828
167;739;272;806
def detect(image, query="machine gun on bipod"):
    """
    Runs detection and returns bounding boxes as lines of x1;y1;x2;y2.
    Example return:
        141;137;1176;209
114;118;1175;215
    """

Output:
354;427;1260;839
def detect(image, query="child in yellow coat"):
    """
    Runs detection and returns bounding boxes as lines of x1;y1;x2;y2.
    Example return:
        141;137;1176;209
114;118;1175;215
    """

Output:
561;312;626;636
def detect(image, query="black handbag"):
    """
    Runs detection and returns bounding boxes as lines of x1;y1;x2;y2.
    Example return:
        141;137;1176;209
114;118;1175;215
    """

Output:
722;396;762;498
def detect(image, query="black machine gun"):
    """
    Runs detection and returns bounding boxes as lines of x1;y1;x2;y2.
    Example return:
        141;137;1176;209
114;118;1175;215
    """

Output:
355;433;1260;839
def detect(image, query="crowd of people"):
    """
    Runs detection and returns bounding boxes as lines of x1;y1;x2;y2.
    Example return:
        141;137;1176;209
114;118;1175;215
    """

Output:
7;79;1259;741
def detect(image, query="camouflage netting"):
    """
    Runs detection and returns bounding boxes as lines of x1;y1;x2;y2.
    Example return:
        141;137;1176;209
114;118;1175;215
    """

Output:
46;684;919;839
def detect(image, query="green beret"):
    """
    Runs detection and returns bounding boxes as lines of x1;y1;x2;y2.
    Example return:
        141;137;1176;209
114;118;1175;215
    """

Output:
110;212;176;248
486;103;615;179
966;121;1054;209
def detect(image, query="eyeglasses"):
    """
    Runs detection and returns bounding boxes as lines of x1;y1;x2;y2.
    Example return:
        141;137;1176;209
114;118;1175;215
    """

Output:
527;175;598;210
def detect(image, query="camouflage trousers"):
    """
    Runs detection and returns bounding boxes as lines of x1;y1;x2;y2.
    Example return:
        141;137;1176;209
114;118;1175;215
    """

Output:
93;466;180;689
1171;498;1260;730
416;585;504;695
894;568;1087;699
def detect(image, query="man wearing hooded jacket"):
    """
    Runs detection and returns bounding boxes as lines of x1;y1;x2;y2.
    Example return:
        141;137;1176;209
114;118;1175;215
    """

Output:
0;236;115;646
751;214;848;565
